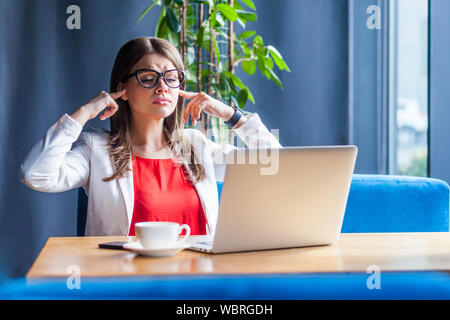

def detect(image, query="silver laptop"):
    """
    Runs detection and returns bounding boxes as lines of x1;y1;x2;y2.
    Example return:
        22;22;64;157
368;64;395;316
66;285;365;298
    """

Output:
188;146;358;254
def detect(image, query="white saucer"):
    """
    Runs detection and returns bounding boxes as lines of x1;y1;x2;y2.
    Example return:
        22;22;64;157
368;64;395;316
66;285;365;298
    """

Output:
123;241;191;257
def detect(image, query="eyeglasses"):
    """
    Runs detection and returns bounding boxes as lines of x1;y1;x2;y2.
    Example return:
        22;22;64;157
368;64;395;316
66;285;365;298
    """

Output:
121;68;185;89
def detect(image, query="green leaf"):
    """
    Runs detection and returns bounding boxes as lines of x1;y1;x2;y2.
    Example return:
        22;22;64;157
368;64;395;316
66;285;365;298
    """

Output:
226;73;254;104
267;45;291;72
238;0;256;10
201;69;212;77
210;10;217;29
217;29;230;40
154;6;167;36
221;60;231;72
236;17;246;28
215;11;225;27
137;0;160;23
236;40;250;55
236;10;257;22
247;87;255;104
256;55;268;77
186;4;196;27
156;16;169;38
167;28;179;46
266;67;283;89
209;83;221;100
217;73;231;93
166;6;181;33
243;46;251;56
233;0;244;10
254;45;265;57
265;56;274;70
212;34;220;65
241;59;256;75
216;3;238;21
201;40;211;50
237;88;249;108
253;35;263;46
234;54;249;62
224;76;235;93
230;94;239;109
198;22;211;49
238;30;256;39
224;71;245;89
196;25;204;48
186;65;197;82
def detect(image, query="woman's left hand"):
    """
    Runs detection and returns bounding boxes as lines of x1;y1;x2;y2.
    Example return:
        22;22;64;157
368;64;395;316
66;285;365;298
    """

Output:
179;90;235;126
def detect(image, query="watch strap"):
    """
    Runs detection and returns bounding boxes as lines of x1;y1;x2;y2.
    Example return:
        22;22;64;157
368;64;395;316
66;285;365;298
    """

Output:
224;107;244;129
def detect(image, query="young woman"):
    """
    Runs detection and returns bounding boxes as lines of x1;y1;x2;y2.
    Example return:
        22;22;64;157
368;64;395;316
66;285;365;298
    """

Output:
20;37;282;237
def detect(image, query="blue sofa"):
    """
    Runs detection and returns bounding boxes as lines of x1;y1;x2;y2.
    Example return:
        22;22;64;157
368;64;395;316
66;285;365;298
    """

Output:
216;174;449;233
77;174;450;236
1;272;450;300
1;174;449;299
342;174;449;232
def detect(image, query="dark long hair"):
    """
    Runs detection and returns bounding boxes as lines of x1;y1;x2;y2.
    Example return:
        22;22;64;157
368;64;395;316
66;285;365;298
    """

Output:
103;37;205;184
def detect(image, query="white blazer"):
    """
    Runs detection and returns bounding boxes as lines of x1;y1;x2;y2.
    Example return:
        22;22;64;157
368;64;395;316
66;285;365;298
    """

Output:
20;113;282;236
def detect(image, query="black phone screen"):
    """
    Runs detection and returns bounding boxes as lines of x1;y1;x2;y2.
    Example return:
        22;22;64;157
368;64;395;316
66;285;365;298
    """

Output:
98;241;128;250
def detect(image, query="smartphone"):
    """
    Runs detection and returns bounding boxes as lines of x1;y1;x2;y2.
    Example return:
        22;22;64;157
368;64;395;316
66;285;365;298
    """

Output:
98;241;128;250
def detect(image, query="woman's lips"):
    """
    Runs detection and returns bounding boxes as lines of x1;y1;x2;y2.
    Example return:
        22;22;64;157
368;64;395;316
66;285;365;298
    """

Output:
152;99;171;105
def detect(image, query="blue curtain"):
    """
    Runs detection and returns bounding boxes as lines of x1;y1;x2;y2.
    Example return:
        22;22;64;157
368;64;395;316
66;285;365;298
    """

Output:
0;0;163;279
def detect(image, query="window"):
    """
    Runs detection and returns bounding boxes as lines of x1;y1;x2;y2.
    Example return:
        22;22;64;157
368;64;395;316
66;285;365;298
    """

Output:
388;0;429;176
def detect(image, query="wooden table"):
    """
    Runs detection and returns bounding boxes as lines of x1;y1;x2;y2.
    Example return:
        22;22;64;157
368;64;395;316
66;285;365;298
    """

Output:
26;233;450;279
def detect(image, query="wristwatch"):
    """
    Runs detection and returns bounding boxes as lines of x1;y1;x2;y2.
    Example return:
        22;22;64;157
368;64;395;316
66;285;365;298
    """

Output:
224;106;244;129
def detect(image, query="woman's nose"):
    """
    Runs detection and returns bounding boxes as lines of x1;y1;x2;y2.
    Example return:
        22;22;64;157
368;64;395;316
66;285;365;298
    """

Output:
155;77;169;94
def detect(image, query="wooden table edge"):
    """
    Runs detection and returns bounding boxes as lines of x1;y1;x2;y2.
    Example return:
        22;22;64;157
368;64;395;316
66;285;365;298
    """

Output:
26;232;450;279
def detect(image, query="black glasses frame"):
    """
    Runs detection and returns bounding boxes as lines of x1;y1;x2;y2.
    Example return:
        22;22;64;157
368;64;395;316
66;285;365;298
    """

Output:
121;68;185;89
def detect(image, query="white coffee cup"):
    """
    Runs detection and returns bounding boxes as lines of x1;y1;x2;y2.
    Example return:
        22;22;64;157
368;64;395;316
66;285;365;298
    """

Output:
134;222;191;249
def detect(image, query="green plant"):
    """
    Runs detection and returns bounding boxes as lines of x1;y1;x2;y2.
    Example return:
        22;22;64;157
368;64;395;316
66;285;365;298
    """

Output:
137;0;290;141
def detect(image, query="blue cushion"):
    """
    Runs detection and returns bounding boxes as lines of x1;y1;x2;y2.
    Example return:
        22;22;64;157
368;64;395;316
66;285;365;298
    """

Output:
217;174;450;232
75;175;450;235
342;175;449;232
1;272;449;299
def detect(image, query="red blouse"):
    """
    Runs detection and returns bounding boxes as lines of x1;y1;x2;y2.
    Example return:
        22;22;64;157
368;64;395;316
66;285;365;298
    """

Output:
128;155;207;236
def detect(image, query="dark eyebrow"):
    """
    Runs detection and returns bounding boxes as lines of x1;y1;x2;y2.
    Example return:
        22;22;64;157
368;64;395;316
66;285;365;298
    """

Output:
127;67;177;76
141;67;175;72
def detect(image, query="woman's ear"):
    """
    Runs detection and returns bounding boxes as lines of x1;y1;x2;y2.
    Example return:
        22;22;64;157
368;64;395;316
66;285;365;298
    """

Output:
117;83;128;101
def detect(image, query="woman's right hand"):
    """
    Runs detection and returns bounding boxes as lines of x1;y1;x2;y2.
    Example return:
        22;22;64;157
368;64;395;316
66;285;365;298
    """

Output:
70;88;127;126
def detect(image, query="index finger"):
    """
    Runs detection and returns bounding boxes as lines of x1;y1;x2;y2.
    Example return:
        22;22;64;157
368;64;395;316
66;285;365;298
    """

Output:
110;88;127;100
178;89;198;100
